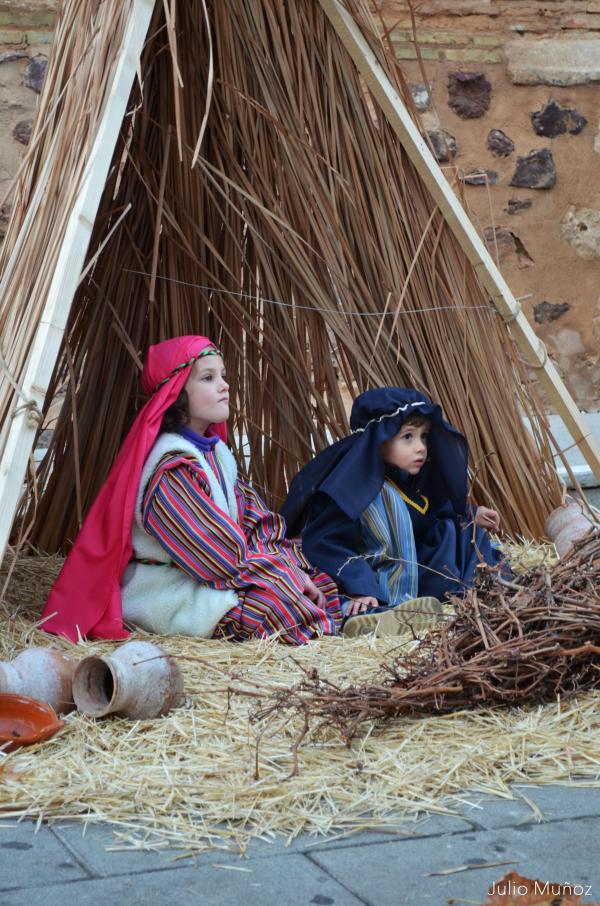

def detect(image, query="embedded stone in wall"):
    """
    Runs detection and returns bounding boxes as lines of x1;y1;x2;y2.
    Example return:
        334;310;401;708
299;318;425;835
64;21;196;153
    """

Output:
0;204;12;243
13;118;32;145
561;206;600;258
483;227;534;268
0;50;28;64
505;198;532;215
509;149;556;189
530;100;587;138
594;119;600;156
427;130;456;162
486;129;514;157
505;38;600;86
594;295;600;348
533;301;570;324
23;55;47;93
460;169;498;186
410;83;431;112
447;71;491;119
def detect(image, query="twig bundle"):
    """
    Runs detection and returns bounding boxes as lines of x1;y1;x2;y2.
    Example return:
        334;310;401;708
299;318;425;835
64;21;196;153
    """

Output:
2;0;566;559
250;532;600;739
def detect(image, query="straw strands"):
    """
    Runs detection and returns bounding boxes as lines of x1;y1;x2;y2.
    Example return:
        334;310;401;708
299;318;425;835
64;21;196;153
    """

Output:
3;0;565;556
0;0;138;504
2;546;600;854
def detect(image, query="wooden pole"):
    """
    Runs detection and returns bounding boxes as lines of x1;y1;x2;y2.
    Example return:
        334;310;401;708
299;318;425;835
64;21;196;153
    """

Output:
317;0;600;483
0;0;155;564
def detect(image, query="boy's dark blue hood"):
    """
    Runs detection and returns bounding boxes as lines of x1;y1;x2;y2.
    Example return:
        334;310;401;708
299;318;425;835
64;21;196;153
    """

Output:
282;387;469;535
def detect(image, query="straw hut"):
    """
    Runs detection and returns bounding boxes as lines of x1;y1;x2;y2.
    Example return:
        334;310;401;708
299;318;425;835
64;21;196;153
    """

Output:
1;0;599;563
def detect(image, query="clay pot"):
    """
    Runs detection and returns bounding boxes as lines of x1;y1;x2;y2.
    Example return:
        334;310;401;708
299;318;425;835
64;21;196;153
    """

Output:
0;693;66;753
0;647;76;714
545;504;598;558
72;641;183;720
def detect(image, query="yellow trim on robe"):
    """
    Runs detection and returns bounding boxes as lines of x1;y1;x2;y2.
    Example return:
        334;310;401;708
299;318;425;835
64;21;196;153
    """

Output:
385;479;429;515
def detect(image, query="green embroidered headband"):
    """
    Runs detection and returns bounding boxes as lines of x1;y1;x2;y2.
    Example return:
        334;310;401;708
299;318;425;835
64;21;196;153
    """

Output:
152;346;222;395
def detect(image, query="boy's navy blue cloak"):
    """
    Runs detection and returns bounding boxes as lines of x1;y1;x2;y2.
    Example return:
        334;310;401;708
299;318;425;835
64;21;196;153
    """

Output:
282;387;500;602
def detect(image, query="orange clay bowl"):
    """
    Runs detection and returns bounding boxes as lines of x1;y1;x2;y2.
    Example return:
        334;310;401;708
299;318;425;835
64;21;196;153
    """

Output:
0;693;66;753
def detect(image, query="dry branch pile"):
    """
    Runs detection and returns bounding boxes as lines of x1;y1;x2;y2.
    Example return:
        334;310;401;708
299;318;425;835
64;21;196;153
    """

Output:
251;533;600;740
2;0;565;557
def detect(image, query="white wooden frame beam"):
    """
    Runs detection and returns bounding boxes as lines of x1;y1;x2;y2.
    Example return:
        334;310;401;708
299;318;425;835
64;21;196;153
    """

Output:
0;0;155;564
318;0;600;483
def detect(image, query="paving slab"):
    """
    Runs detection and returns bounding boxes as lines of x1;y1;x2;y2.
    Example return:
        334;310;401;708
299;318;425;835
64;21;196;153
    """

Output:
312;816;600;906
513;784;600;823
0;821;90;891
48;811;474;872
454;792;544;830
0;853;364;906
302;812;474;853
50;822;199;877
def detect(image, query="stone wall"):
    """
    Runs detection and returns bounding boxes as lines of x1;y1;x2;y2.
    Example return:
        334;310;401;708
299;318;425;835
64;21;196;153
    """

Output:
0;1;57;242
1;1;599;408
381;0;600;409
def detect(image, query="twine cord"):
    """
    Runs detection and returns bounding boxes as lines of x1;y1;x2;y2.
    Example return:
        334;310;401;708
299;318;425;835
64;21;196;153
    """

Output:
123;268;493;318
0;345;44;428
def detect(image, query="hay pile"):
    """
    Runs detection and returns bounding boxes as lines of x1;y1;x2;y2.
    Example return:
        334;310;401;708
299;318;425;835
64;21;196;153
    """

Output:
2;544;600;855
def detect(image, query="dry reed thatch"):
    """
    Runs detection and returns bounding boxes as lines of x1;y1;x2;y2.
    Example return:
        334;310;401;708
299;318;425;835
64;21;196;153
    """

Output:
247;533;600;741
2;542;600;854
1;0;567;560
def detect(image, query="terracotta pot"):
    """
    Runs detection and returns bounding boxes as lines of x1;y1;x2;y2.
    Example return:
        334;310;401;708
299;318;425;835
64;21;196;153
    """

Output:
0;693;66;753
0;647;76;714
72;641;183;720
545;504;597;557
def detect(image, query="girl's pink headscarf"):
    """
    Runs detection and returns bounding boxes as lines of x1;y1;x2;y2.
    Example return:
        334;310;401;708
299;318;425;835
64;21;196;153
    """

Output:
41;336;226;642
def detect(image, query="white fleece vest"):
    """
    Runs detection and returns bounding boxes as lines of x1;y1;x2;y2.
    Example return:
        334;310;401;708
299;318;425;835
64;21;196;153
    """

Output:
121;433;239;638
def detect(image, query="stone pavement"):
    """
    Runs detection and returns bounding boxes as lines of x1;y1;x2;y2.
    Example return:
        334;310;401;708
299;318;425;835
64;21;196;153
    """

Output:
1;784;599;904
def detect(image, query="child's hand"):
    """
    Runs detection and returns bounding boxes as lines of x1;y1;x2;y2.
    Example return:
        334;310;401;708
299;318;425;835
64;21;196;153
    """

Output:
300;572;326;608
346;595;379;616
474;506;500;532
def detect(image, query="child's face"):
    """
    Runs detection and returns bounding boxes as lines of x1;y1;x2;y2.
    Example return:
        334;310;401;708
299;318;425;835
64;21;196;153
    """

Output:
184;355;230;433
380;419;430;475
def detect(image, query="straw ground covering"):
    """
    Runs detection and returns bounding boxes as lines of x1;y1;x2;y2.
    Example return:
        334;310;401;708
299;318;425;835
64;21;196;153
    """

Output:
3;544;600;855
4;0;566;554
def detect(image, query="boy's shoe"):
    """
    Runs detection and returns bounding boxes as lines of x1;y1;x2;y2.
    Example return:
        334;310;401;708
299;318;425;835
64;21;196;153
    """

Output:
342;597;443;639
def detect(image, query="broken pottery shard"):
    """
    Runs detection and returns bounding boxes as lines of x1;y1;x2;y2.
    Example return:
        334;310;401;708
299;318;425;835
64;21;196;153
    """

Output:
427;130;457;163
486;129;514;157
23;55;47;93
447;71;492;119
505;198;532;215
410;83;431;112
533;301;570;323
561;206;600;258
12;118;32;145
510;148;556;189
461;169;498;186
530;100;587;137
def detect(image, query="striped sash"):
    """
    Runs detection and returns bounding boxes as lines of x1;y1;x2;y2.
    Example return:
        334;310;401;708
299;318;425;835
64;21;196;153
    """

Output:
360;480;418;605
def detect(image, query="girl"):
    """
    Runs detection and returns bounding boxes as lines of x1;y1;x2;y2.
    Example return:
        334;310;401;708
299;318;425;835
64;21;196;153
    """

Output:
42;336;341;643
282;387;502;636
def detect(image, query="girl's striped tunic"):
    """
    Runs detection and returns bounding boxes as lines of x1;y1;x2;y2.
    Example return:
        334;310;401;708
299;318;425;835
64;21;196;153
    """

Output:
141;449;342;644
